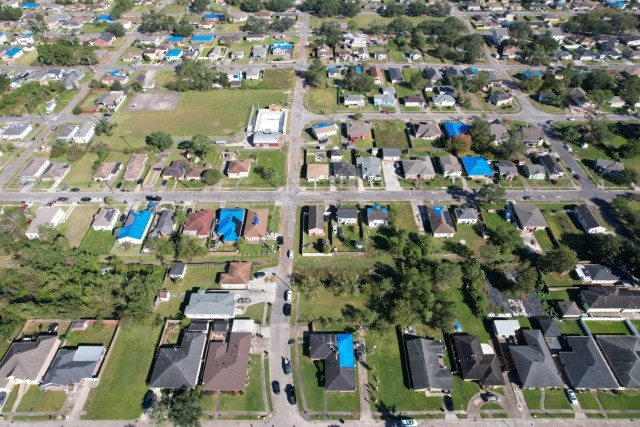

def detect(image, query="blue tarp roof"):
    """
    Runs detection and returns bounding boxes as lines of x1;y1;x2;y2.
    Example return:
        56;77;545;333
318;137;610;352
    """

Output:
522;69;542;79
21;3;39;9
314;122;334;129
607;1;626;7
167;36;185;42
118;210;152;240
443;121;470;138
327;66;339;72
167;48;182;56
96;14;112;21
204;13;225;19
107;69;123;76
337;334;355;369
217;208;245;242
461;156;493;176
367;204;388;215
191;34;213;42
6;47;22;57
433;205;445;216
354;66;362;74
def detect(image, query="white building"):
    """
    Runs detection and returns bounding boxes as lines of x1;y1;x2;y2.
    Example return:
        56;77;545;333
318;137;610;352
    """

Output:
25;207;66;240
72;122;96;144
1;123;32;140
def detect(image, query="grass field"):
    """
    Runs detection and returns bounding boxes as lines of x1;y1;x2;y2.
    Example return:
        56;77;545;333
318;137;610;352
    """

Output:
298;344;325;412
558;320;584;336
256;68;296;90
582;320;631;335
544;389;571;410
63;322;117;347
451;375;480;412
2;387;18;412
523;389;542;410
597;390;640;411
218;355;266;412
83;324;163;419
241;303;265;324
576;391;600;410
298;287;367;330
227;150;286;189
16;387;66;413
327;386;360;412
60;153;101;188
100;90;288;150
181;264;220;290
79;229;117;255
371;120;410;149
305;88;339;115
60;205;97;248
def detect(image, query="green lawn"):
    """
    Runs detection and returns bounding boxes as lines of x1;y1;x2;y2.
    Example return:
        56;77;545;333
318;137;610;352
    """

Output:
16;387;66;413
365;328;445;412
60;205;97;248
558;320;584;336
2;387;18;412
241;303;265;324
79;229;117;255
83;324;163;419
544;388;571;410
63;322;117;347
155;297;183;319
534;229;555;250
582;320;631;335
305;88;340;115
443;286;491;341
219;355;266;412
523;389;542;410
181;264;220;290
451;375;480;412
387;202;418;233
100;90;288;150
59;153;101;189
371;120;410;149
298;344;325;412
298;287;366;330
576;391;600;410
597;390;640;411
327;385;360;413
231;150;286;189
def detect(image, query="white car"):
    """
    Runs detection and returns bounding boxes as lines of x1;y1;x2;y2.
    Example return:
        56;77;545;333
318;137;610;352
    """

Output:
565;389;578;405
399;419;417;426
285;290;292;302
287;249;293;259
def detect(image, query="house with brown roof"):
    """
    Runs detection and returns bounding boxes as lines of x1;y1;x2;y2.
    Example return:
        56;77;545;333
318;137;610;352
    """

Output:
426;206;456;238
202;324;252;391
306;163;329;182
183;209;216;239
242;209;268;242
219;261;252;290
93;162;121;182
162;160;188;180
226;159;251;178
184;166;209;181
369;65;384;85
123;154;147;181
307;205;325;236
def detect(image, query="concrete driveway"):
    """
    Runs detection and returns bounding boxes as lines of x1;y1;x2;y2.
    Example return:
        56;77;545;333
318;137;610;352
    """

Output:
382;160;402;191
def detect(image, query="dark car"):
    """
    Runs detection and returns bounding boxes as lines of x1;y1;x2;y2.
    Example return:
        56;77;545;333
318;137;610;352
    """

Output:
116;182;122;189
272;380;281;395
0;391;6;408
146;195;162;201
70;187;80;192
254;272;266;279
574;174;582;181
355;348;364;362
142;390;155;412
283;357;292;375
283;303;291;316
443;395;454;412
61;184;68;191
286;385;296;405
57;197;69;203
80;197;92;202
47;323;59;334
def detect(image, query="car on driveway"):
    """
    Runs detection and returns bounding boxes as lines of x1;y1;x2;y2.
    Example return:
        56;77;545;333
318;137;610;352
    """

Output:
286;384;296;405
142;390;155;412
272;380;281;395
283;357;292;375
566;389;578;405
567;167;575;174
443;395;454;411
574;174;582;181
482;393;499;402
283;303;291;316
284;290;292;302
254;271;266;279
0;391;6;408
287;249;293;259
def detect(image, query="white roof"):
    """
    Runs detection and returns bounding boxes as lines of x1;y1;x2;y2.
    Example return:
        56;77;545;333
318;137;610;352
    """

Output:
231;319;255;333
493;319;521;337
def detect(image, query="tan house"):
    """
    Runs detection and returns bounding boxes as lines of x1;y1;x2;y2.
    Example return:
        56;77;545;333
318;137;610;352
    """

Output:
226;159;251;178
219;261;252;290
306;205;325;236
242;209;269;242
93;162;121;182
183;209;216;239
306;163;329;182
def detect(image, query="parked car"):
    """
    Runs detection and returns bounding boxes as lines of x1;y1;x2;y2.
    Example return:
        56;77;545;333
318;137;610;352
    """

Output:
116;182;122;189
443;395;454;412
254;272;266;279
146;195;162;201
272;380;281;395
285;290;292;302
70;187;80;192
80;197;92;202
355;348;364;362
47;323;59;334
57;197;69;203
567;167;575;174
0;391;6;408
566;389;578;405
286;384;296;405
283;357;292;375
287;249;293;259
283;303;291;316
142;390;155;412
482;393;499;402
574;174;582;181
399;419;417;427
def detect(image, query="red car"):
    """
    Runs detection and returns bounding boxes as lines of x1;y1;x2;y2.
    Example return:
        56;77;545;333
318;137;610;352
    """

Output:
574;174;582;181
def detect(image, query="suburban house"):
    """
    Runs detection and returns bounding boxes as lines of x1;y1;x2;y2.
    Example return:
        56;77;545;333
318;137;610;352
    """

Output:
116;209;153;245
523;164;546;180
556;301;582;319
72;122;96;144
91;207;119;231
329;150;343;161
508;329;564;388
558;336;619;389
336;207;358;225
494;160;519;180
373;93;396;108
40;346;105;391
226;159;251;178
184;291;236;320
57;125;79;141
404;336;453;392
432;94;456;108
356;156;382;182
185;166;209;181
438;154;463;178
1;123;32;140
93;162;121;182
369;65;385;85
413;122;442;140
308;332;356;391
388;67;403;84
596;336;640;388
536;154;564;178
331;162;357;181
93;32;116;47
575;264;622;285
345;122;371;143
573;204;607;234
401;157;436;180
40;163;70;182
344;94;366;107
365;204;388;228
579;286;640;313
452;335;504;386
594;158;624;176
306;205;325;236
149;325;207;389
568;87;594;108
489;92;513;106
216;208;245;243
183;209;216;239
381;148;401;161
404;95;425;108
509;204;548;232
423;67;443;89
148;209;176;238
306;163;329;182
461;157;493;179
492;28;510;45
515;126;544;148
169;261;186;280
0;335;60;389
312;123;338;141
95;91;126;111
454;207;479;224
202;320;253;391
25;207;66;240
426;206;456;238
18;157;51;182
489;121;509;144
242;209;268;242
219;262;252;290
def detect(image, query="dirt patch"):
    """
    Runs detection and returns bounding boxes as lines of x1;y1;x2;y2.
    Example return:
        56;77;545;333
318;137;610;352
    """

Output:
126;93;181;111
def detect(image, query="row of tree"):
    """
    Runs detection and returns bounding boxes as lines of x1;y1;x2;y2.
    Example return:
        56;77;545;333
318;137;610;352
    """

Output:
382;0;451;18
241;16;296;34
37;37;98;66
139;11;195;37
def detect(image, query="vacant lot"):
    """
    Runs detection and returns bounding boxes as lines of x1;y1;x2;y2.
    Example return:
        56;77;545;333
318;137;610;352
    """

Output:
582;320;631;335
83;324;162;419
60;205;97;247
372;120;410;149
126;92;181;111
79;229;117;255
63;322;117;347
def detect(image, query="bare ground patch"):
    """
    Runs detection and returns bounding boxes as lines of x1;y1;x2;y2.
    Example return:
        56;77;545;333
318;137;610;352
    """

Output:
126;93;181;111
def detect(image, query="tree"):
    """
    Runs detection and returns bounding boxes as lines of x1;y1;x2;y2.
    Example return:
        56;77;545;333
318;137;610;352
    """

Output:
445;134;472;155
343;71;375;93
588;117;611;146
176;235;208;260
386;17;413;35
240;0;263;12
476;184;506;205
617;75;640;106
145;131;173;151
428;0;450;17
202;168;222;185
139;11;176;34
610;169;639;186
255;165;275;182
0;74;10;93
407;1;429;16
72;105;83;115
266;0;293;12
173;209;188;228
588;88;613;107
456;34;484;63
174;16;195;37
242;16;270;33
95;119;116;136
516;264;538;293
582;69;615;92
110;80;123;91
188;134;213;158
499;133;526;160
191;0;210;13
171;59;215;92
37;38;98;66
269;17;295;33
131;81;143;92
27;15;47;34
347;20;358;32
539;245;577;274
146;237;175;264
306;58;327;87
385;3;406;17
469;117;492;154
0;5;22;21
105;22;126;37
318;21;342;47
408;72;426;90
518;76;543;93
110;0;134;19
562;126;581;145
509;21;533;43
564;8;636;36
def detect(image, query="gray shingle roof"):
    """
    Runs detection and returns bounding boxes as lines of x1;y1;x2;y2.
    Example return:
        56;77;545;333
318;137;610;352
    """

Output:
580;286;640;311
452;335;504;386
509;329;564;388
41;346;105;388
184;291;236;319
574;204;604;230
149;330;207;389
0;335;59;388
596;335;640;388
405;336;453;391
559;336;619;389
512;204;548;229
308;333;356;391
402;158;436;177
331;162;357;178
149;209;175;238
